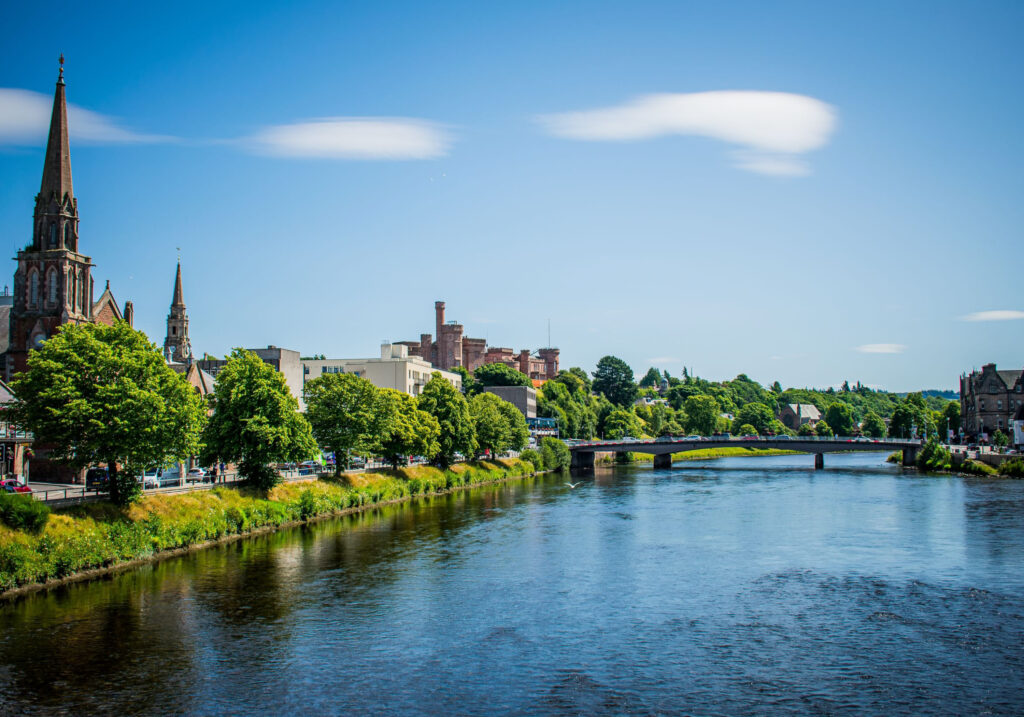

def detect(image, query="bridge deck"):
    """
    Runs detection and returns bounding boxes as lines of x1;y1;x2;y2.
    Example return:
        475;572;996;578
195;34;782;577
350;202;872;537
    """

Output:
568;437;921;456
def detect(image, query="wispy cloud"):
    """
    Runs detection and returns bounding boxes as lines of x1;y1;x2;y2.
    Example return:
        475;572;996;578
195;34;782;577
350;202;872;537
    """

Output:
647;356;679;364
246;118;451;160
537;91;837;175
0;88;173;144
959;310;1024;322
857;344;906;354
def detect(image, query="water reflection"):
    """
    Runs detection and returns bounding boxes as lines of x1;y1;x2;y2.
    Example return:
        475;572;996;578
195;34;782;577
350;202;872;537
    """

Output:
1;455;1022;714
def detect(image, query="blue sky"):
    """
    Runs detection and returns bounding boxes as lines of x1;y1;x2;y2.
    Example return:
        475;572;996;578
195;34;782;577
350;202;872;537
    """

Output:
1;0;1021;391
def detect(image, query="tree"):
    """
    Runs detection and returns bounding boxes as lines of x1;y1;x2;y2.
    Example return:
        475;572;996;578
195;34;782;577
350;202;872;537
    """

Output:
684;395;719;435
469;392;511;456
7;322;206;506
639;367;664;388
201;349;317;489
942;401;961;435
496;399;530;452
540;437;571;471
815;420;834;437
474;363;531;388
303;373;381;473
889;396;932;439
797;422;816;436
732;402;774;435
373;390;440;468
824;403;856;436
450;366;480;396
771;381;783;394
738;423;758;436
862;410;887;438
418;372;476;466
603;409;644;439
993;429;1010;448
592;355;638;407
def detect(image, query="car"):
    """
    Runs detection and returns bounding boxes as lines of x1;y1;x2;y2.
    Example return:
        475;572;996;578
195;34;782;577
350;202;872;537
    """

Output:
348;456;366;469
774;435;793;441
717;433;732;440
683;435;702;442
0;479;31;494
137;474;159;489
655;436;675;442
740;435;759;441
85;467;109;489
185;467;206;483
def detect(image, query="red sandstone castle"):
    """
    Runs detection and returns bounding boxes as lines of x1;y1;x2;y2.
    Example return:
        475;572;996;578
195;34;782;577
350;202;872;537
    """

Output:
396;301;559;381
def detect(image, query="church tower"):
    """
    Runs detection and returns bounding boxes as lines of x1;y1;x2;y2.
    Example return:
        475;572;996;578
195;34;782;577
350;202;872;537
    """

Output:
163;261;192;363
7;57;96;375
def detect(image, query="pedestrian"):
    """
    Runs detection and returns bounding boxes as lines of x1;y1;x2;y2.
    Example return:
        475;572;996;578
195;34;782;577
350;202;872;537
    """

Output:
209;465;218;484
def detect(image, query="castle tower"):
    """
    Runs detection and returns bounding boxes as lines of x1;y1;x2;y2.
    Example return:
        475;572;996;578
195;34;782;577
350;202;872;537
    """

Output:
163;261;192;363
7;57;96;376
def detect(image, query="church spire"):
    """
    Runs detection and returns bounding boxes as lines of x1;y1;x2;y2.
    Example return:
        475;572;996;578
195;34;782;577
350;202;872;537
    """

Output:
39;55;73;205
172;261;185;307
164;260;192;363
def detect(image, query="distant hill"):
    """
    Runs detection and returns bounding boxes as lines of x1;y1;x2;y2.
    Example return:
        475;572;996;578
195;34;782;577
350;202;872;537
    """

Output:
897;389;959;400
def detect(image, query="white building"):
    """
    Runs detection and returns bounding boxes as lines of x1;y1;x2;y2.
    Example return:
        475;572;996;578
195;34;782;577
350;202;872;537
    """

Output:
302;344;462;398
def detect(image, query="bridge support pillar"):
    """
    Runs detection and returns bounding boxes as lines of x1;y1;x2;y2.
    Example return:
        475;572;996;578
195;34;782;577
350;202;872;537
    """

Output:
902;448;918;467
570;451;595;474
653;453;673;469
814;453;824;470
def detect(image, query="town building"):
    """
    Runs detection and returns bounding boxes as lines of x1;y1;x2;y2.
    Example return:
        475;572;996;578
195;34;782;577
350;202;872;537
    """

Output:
2;58;133;381
960;363;1024;439
396;301;560;381
302;343;462;399
778;403;822;430
198;346;305;408
483;385;537;418
0;380;32;481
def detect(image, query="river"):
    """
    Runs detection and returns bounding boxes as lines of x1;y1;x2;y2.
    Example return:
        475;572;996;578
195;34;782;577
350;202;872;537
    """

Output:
1;452;1023;715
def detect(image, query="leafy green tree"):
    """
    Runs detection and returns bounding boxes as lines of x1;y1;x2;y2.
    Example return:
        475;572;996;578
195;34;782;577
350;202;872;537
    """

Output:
942;401;961;435
450;366;480;396
993;429;1010;448
824;403;856;436
540;437;571;471
684;395;720;435
373;389;440;468
639;367;664;388
771;381;783;394
470;392;511;456
603;409;644;439
201;349;317;489
304;373;381;473
889;396;933;438
592;355;639;407
7;322;206;506
474;363;532;388
815;420;834;437
917;438;952;471
862;410;887;438
738;423;758;436
496;399;530;452
418;373;477;466
797;422;816;436
565;367;592;393
732;402;774;435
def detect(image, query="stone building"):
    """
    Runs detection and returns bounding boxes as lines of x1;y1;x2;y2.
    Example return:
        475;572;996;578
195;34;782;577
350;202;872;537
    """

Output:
960;363;1024;439
164;262;192;363
778;403;822;430
397;300;560;381
2;58;132;381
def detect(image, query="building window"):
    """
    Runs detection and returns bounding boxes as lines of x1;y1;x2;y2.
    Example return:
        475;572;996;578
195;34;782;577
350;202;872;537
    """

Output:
28;270;39;307
46;269;57;304
998;401;1002;409
49;224;57;248
63;222;72;248
78;270;87;313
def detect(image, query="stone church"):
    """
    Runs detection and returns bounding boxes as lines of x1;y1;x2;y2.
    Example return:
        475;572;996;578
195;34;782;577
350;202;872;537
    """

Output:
0;58;133;381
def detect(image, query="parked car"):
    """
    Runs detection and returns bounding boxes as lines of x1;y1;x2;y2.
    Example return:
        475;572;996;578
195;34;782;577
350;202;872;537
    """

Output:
137;474;159;489
185;467;206;483
655;436;675;442
774;435;793;441
683;435;702;441
0;479;31;494
85;467;109;489
717;433;732;440
740;434;759;441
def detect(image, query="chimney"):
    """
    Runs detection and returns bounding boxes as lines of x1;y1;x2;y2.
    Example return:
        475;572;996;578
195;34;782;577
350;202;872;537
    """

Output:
519;349;530;375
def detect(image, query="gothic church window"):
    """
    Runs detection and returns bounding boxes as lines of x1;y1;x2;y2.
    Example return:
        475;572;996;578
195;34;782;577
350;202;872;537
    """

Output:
78;270;87;314
29;270;39;307
63;222;71;248
46;269;57;304
70;271;77;311
49;224;57;248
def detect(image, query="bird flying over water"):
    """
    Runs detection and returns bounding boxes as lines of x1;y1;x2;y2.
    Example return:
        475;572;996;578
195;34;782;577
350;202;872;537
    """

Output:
565;482;582;489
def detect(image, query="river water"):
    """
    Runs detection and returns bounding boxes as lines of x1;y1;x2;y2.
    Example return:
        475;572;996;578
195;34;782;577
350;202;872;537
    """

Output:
1;452;1023;715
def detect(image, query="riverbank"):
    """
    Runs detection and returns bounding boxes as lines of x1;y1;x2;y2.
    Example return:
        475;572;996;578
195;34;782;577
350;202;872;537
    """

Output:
0;459;538;599
601;446;801;464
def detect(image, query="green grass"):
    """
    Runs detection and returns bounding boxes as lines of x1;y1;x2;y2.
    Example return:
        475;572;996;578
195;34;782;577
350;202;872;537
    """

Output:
0;459;534;594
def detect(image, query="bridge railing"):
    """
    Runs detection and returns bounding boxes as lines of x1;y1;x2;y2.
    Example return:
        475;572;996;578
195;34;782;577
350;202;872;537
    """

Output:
568;436;922;449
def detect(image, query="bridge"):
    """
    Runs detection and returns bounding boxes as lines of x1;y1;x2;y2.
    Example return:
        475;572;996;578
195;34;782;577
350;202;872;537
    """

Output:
566;436;924;472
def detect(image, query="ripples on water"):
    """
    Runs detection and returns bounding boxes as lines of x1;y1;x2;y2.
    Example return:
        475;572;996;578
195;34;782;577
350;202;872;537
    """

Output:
1;453;1023;715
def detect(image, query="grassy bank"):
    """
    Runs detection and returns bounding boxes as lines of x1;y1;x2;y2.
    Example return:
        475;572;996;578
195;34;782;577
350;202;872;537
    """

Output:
602;446;801;463
0;459;536;596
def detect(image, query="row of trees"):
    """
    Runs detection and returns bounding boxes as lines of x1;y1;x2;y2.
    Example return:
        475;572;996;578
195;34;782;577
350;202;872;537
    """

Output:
7;323;530;506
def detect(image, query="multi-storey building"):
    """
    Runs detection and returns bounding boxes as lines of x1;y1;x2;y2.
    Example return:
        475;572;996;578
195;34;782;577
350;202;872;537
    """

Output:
960;363;1024;439
302;343;462;398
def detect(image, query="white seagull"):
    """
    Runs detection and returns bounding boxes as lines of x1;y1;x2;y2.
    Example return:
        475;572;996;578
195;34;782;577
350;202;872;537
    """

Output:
565;481;582;489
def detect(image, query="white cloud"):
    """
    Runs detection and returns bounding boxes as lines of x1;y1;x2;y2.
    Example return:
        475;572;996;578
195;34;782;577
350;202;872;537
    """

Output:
960;310;1024;322
247;118;451;160
647;356;679;364
0;88;172;144
856;344;906;354
538;90;837;175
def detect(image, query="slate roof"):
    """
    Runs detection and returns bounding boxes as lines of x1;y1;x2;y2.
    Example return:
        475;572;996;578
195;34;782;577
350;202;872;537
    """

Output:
788;403;821;420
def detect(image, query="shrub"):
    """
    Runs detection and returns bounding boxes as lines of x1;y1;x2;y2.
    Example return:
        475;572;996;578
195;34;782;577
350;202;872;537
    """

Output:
540;438;571;471
960;459;997;476
519;448;543;472
0;494;51;534
999;457;1024;478
917;439;952;471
